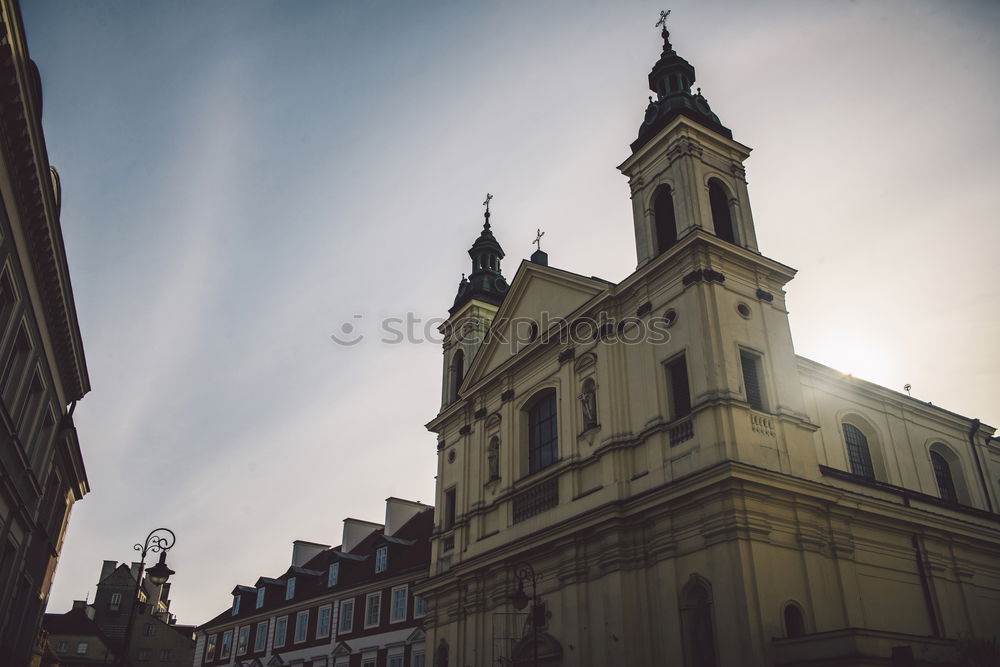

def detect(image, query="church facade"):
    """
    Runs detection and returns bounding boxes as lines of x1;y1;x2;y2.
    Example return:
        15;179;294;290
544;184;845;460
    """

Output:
418;23;1000;667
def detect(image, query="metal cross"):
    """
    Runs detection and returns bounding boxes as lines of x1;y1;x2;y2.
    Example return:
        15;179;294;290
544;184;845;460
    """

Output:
656;10;670;30
533;228;545;252
483;192;493;214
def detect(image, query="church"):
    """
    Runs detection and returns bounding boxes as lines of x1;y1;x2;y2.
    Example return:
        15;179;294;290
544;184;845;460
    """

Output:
418;18;1000;667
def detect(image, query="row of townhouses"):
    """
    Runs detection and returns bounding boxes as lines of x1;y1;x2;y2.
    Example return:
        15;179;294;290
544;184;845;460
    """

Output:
195;498;432;667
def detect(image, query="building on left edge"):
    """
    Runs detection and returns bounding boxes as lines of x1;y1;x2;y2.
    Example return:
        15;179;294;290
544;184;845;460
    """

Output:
0;0;91;665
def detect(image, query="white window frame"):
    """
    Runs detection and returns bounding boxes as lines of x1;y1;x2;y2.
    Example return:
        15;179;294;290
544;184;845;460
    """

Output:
109;592;121;611
413;594;428;619
56;641;68;653
273;616;288;648
338;599;354;634
232;594;240;615
236;624;250;656
316;603;333;639
375;546;388;573
328;562;339;587
411;649;426;667
294;609;309;643
254;620;268;652
205;635;217;661
255;586;265;609
76;642;88;655
285;577;296;600
220;630;233;659
388;653;404;667
390;585;408;623
364;591;382;629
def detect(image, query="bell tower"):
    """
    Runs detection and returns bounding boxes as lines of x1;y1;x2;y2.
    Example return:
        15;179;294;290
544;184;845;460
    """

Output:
439;195;509;409
619;16;818;477
620;16;760;268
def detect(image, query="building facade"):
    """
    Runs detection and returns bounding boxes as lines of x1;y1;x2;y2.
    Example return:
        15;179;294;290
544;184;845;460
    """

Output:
418;24;1000;667
195;498;433;667
0;0;91;664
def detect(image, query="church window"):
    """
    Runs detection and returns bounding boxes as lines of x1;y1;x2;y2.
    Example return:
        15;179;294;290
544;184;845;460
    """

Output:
680;577;717;667
708;179;736;244
842;423;875;481
527;390;559;474
665;354;691;420
931;451;958;503
783;603;806;637
487;436;500;482
443;487;456;530
740;350;767;412
654;185;678;254
580;378;598;430
450;350;464;403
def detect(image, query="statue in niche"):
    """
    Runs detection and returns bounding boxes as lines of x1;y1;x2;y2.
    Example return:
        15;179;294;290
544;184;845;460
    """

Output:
580;378;598;429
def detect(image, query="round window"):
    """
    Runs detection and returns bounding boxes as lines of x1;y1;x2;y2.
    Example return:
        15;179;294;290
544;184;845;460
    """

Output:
737;303;751;319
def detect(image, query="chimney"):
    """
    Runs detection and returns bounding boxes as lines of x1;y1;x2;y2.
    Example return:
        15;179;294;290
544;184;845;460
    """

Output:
130;562;142;582
71;601;96;620
342;519;383;553
291;541;330;568
384;497;430;536
99;560;117;582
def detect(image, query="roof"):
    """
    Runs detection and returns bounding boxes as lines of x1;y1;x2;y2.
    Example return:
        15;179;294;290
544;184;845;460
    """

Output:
44;608;113;648
197;507;434;631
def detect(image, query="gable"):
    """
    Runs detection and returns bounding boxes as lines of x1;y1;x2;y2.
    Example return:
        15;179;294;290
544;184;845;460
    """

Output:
463;261;609;388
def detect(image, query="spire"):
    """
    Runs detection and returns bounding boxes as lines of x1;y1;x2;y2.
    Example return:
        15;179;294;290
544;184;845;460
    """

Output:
631;11;731;152
450;194;508;315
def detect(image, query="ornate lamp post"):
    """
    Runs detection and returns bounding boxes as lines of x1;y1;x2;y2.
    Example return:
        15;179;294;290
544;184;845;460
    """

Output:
118;528;176;667
509;561;542;667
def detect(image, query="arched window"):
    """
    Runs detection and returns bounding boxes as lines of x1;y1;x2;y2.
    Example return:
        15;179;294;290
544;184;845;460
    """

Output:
708;179;736;244
450;350;464;402
527;390;558;474
842;423;875;481
580;378;598;430
487;436;500;482
931;451;957;503
680;577;717;667
783;603;805;638
654;186;678;254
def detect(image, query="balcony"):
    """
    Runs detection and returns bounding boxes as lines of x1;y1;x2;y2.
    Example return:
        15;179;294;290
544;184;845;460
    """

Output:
512;477;558;523
669;417;694;446
750;412;775;437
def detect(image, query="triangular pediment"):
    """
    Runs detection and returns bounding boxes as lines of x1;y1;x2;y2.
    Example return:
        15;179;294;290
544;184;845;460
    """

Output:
462;260;609;389
331;641;352;656
405;627;427;643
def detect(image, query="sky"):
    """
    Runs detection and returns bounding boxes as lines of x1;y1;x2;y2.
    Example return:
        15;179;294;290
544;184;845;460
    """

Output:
21;0;1000;625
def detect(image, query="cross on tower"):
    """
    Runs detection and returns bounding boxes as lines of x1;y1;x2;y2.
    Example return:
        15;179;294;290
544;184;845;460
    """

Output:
483;192;493;214
533;228;545;252
656;9;670;30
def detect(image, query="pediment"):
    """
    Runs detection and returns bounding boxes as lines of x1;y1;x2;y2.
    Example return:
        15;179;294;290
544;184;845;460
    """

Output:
462;261;609;389
331;642;352;656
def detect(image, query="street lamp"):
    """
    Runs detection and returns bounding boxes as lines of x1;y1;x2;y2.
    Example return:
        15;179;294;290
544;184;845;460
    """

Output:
509;561;542;667
118;528;176;667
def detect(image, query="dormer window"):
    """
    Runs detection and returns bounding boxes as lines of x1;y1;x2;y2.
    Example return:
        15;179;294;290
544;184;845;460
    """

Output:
255;587;265;609
231;594;240;616
285;577;296;601
328;562;339;587
375;546;388;574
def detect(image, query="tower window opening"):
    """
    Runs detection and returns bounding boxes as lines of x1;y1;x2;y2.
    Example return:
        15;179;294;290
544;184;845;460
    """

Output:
665;353;691;420
654;186;678;254
740;350;767;412
708;179;736;244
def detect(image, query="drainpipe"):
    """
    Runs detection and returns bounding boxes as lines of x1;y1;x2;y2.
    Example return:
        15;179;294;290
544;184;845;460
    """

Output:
967;419;993;513
911;535;941;638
